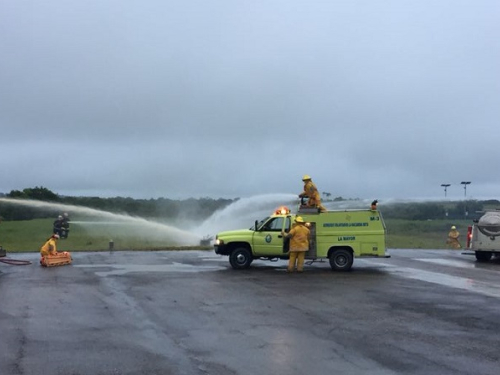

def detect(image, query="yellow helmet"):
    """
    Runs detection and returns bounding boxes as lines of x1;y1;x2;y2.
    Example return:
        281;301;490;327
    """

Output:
451;226;456;230
302;174;311;181
295;216;305;223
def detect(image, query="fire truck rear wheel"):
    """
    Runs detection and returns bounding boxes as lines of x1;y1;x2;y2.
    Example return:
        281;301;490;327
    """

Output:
229;247;253;269
329;249;353;271
475;251;492;262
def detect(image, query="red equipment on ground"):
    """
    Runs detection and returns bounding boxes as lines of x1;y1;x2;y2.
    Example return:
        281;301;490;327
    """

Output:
40;251;72;267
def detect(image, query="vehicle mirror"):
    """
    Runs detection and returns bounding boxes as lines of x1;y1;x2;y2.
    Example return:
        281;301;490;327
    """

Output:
255;220;259;231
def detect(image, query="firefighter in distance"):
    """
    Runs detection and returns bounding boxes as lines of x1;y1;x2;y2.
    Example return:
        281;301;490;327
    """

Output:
446;225;461;249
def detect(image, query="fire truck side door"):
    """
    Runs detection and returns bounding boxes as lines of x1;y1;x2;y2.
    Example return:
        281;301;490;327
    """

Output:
252;217;288;256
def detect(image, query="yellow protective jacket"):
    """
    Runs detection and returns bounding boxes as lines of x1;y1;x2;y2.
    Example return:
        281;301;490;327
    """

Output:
300;180;326;211
286;224;310;252
447;230;461;249
301;181;321;204
40;238;57;256
448;230;460;240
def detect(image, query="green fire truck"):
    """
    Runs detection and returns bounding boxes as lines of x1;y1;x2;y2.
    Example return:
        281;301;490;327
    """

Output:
214;203;389;271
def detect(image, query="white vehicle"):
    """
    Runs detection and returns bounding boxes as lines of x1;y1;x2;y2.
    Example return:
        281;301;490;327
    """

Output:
466;210;500;262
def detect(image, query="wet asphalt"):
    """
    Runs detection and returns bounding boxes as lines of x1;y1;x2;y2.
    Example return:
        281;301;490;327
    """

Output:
1;249;499;375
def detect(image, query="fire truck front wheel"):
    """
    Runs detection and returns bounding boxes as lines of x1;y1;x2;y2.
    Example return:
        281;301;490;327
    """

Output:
229;247;253;269
475;251;492;262
329;249;353;271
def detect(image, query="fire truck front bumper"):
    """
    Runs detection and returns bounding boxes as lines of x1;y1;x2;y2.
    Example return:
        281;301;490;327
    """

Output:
214;242;230;255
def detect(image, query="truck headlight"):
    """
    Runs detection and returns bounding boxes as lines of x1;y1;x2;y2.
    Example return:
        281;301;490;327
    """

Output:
215;239;224;246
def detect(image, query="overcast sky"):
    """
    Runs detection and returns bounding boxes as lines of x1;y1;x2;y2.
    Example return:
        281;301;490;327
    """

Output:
1;0;499;201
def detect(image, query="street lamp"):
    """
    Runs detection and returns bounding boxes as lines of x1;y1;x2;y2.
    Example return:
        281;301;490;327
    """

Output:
460;181;471;197
461;181;471;221
441;184;450;197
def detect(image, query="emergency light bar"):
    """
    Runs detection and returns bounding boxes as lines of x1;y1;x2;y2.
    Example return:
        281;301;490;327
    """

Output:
275;206;290;215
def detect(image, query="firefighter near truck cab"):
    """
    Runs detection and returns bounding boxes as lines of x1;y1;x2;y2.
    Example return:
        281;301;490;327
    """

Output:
214;201;388;271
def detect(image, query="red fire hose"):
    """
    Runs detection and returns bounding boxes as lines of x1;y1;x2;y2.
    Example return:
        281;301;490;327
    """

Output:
0;258;32;265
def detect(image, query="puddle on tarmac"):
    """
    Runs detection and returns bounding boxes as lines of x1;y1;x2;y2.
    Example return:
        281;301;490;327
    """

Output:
414;258;479;269
377;263;500;299
74;262;225;276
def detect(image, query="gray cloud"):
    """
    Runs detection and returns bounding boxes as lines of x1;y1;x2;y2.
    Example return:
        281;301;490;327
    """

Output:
1;0;499;201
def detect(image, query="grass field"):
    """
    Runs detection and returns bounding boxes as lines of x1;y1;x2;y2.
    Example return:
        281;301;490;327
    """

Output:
385;219;469;249
0;217;471;253
0;218;207;252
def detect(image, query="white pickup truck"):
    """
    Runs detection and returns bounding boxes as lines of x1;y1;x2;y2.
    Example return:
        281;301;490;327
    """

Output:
466;210;500;262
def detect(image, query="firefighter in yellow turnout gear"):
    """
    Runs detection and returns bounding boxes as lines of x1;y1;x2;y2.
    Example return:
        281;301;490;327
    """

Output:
299;175;327;212
282;216;310;272
40;234;72;267
446;226;461;249
40;234;60;256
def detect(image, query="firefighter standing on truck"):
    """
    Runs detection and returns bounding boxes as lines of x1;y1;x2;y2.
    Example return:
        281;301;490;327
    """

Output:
447;225;461;249
282;216;310;273
299;175;326;212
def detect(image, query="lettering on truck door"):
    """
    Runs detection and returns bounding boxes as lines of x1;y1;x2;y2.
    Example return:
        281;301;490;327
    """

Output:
253;216;291;256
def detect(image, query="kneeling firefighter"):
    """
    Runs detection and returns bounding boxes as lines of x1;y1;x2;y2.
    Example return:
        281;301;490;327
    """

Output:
40;234;72;267
40;234;60;256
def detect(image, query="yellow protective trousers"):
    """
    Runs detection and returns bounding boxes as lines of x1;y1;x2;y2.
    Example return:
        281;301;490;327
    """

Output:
288;251;306;272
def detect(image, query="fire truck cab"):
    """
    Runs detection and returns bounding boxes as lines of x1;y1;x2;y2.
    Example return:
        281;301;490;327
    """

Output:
214;203;389;271
466;210;500;262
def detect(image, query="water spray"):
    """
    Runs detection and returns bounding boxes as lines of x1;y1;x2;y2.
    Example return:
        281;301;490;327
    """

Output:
194;193;298;236
0;198;201;245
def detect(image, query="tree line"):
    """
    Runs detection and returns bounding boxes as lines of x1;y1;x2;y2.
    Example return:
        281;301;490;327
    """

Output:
380;200;495;221
0;187;235;222
0;186;498;222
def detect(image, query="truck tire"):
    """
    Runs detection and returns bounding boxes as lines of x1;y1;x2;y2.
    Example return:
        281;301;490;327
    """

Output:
475;251;492;262
229;247;253;269
329;249;353;271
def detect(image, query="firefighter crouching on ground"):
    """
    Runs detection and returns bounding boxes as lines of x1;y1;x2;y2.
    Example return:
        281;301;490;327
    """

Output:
40;234;60;256
281;216;310;273
447;225;461;249
40;234;72;267
299;175;327;212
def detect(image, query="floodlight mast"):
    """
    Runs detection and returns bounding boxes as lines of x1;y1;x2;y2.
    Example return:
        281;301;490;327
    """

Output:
460;181;471;198
461;181;471;220
441;184;450;197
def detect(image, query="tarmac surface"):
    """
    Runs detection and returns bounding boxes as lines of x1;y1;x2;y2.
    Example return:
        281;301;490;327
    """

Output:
1;249;499;375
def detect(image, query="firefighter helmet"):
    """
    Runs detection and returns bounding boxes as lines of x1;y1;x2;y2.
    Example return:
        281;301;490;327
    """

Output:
295;216;305;223
451;226;456;230
302;175;311;181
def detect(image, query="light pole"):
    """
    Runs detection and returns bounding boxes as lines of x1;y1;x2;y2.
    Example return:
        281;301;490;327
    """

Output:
461;181;471;221
441;184;450;197
461;181;471;197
